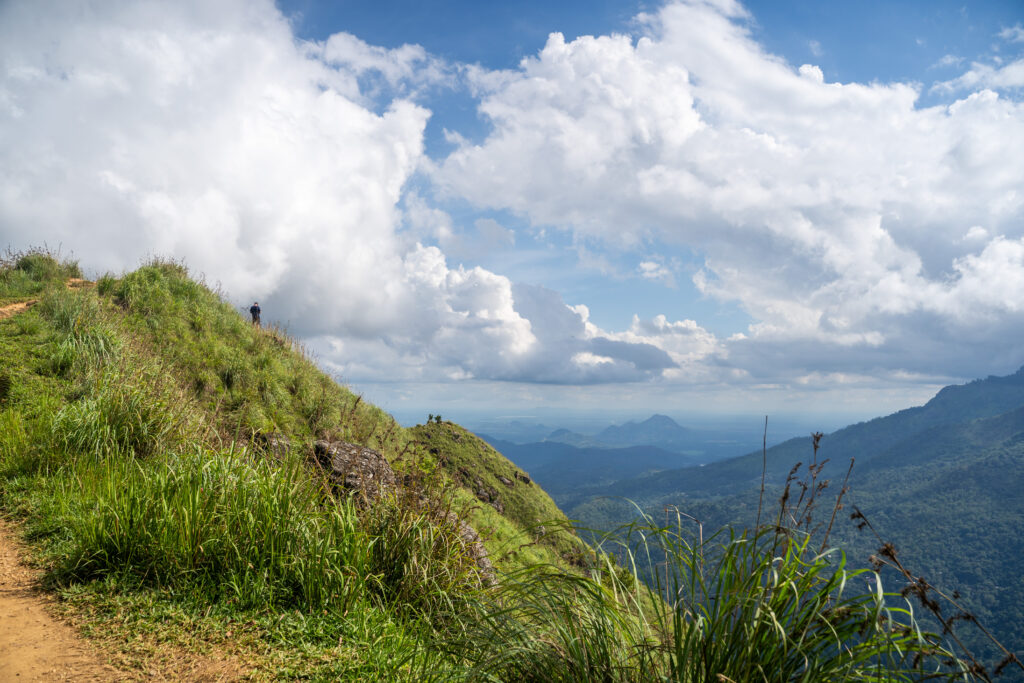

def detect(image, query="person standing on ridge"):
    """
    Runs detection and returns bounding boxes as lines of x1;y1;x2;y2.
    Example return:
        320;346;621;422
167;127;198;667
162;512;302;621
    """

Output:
249;301;261;326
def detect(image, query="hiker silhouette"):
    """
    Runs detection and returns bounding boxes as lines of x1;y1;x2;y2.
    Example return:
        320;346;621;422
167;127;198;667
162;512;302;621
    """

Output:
249;301;261;326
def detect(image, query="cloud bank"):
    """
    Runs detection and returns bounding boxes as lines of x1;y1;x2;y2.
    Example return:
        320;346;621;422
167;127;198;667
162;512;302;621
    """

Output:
0;0;684;387
437;0;1024;383
1;0;1022;405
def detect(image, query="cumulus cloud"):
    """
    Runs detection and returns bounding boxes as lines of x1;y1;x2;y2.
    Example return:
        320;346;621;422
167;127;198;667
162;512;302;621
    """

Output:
1;0;429;333
4;0;1023;399
319;31;453;98
435;0;1024;384
0;0;679;386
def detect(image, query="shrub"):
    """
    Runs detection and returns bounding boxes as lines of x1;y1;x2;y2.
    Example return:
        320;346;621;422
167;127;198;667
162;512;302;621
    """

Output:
0;248;81;299
51;363;194;460
37;288;118;366
361;495;486;623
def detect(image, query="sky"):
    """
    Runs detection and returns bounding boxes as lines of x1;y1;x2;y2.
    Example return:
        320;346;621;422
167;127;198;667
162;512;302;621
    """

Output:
1;0;1023;427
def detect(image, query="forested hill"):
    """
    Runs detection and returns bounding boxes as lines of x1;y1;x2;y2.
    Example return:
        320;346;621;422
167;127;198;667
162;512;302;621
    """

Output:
565;370;1024;672
593;367;1024;503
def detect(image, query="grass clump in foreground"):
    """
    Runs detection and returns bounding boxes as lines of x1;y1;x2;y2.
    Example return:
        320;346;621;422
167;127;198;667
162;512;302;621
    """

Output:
436;512;970;682
0;251;991;680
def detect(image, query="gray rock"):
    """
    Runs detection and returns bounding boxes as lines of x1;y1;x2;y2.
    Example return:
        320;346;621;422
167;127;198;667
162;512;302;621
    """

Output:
312;440;397;503
447;513;495;584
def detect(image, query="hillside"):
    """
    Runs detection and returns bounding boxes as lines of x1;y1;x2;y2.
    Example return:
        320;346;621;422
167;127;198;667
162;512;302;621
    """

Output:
0;250;996;680
567;373;1024;670
0;252;584;678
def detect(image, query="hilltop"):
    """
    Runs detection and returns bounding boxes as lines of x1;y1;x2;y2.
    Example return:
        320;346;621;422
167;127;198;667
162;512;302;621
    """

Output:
0;252;584;678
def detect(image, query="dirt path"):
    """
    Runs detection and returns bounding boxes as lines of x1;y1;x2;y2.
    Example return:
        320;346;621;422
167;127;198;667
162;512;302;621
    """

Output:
0;282;118;679
0;278;94;321
0;280;249;681
0;300;36;321
0;520;124;682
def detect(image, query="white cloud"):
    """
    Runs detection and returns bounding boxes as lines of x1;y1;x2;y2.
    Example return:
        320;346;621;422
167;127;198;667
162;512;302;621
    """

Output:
0;0;678;387
808;40;822;57
637;259;675;285
798;64;824;82
933;58;1024;93
436;0;1024;384
3;0;1023;399
932;54;964;69
319;31;453;97
998;24;1024;44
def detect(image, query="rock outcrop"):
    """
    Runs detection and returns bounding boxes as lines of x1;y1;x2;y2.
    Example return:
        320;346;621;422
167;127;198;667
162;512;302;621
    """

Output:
310;440;495;582
253;432;292;461
312;440;397;503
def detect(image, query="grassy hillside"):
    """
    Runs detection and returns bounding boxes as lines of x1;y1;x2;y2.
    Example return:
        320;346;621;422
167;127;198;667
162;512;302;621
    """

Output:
99;257;580;568
412;421;586;565
0;249;987;681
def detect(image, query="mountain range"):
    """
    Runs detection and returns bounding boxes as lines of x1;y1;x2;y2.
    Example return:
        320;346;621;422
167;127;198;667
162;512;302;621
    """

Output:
550;367;1024;668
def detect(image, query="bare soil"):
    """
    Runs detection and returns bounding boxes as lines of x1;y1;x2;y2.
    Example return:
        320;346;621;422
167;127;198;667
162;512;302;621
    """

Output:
0;300;36;321
0;519;124;682
0;278;96;320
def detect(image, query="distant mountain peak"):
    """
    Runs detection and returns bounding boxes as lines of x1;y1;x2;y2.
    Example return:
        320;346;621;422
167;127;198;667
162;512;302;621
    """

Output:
597;413;691;446
643;414;680;427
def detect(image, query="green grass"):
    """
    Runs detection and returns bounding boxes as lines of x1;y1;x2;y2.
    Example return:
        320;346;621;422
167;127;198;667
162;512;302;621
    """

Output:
438;514;966;682
0;247;81;304
412;421;587;564
0;251;984;681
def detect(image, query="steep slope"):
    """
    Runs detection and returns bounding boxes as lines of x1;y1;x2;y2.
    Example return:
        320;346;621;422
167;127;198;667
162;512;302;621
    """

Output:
90;260;580;566
413;423;585;564
0;254;581;678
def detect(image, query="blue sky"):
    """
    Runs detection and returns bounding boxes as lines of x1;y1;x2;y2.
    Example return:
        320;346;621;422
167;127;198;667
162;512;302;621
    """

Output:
2;0;1023;426
279;0;1024;339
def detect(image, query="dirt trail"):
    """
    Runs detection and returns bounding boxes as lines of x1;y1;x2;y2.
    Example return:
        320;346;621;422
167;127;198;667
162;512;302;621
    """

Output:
0;300;36;320
0;279;116;679
0;520;124;682
0;279;95;321
0;279;249;681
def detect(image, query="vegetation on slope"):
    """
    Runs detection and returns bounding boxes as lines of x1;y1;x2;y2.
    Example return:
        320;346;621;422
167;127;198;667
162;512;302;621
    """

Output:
412;421;586;566
569;404;1024;676
0;249;986;680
